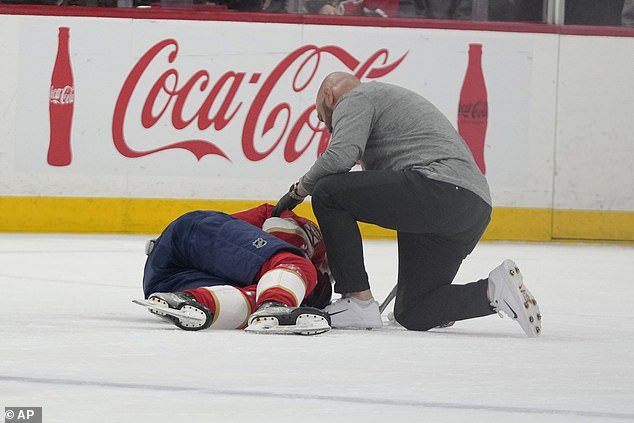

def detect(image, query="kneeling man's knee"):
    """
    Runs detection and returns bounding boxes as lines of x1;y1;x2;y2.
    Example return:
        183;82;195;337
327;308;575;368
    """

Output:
393;307;435;331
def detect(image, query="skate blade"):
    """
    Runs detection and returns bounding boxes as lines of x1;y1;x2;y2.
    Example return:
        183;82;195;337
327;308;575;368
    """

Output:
245;314;331;336
174;305;209;330
132;299;206;322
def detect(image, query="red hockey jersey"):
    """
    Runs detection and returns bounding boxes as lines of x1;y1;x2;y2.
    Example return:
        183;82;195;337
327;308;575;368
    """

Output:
231;203;331;309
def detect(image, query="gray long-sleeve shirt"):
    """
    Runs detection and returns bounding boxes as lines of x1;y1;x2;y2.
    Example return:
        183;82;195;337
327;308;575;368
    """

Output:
299;81;491;206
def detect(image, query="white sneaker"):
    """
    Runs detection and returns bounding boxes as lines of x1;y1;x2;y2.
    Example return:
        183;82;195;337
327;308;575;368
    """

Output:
324;296;383;329
488;260;542;337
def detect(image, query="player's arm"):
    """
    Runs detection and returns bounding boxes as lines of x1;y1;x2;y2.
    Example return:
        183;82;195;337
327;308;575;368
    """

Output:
231;203;275;227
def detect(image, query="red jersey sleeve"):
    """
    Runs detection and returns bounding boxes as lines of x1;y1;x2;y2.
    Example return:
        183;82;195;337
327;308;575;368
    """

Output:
230;203;274;228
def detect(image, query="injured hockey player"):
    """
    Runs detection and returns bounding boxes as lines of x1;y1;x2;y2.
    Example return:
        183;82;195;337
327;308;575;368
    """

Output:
135;204;333;335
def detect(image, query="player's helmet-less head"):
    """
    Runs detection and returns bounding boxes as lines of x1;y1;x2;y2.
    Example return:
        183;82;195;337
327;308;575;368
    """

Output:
262;215;328;272
262;217;316;259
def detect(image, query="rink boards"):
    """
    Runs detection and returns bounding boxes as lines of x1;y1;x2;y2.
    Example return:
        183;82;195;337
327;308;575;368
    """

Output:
0;9;632;241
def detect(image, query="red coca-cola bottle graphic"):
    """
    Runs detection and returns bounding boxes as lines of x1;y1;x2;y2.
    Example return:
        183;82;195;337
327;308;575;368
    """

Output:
458;43;488;174
48;27;74;166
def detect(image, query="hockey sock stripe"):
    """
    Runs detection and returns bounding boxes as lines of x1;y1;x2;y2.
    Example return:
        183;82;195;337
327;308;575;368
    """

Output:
257;288;298;310
256;268;307;307
202;286;253;329
257;252;317;293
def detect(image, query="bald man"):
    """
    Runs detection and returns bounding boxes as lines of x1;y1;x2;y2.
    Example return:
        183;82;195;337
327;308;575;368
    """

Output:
272;73;542;337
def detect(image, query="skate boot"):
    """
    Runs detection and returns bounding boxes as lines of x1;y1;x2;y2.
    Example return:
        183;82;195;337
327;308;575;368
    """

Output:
147;292;213;331
324;296;383;329
245;301;331;335
488;260;542;337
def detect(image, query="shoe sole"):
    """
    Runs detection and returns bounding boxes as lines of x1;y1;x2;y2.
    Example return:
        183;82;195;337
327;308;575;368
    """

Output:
492;260;542;337
330;322;383;330
328;313;383;330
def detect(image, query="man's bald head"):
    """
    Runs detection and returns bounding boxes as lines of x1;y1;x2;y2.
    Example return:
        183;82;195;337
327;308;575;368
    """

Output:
318;72;360;95
315;72;361;133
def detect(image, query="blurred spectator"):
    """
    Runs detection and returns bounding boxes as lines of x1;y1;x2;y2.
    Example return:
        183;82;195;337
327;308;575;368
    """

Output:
397;0;419;17
226;0;262;10
399;0;472;19
303;0;337;13
397;0;525;22
513;0;543;22
487;0;515;21
263;0;286;12
623;0;634;26
337;0;397;17
565;0;625;26
2;0;57;3
299;0;395;16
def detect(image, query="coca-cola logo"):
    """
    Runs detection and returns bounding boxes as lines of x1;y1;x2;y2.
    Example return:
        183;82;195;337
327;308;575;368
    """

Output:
458;101;488;120
112;40;408;162
50;85;75;105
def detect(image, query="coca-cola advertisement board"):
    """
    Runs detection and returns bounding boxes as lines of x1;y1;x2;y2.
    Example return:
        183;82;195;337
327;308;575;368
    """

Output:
14;18;533;200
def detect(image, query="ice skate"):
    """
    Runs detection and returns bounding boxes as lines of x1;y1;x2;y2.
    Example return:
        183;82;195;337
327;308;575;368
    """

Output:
324;296;383;329
488;260;542;337
136;292;213;331
245;301;331;335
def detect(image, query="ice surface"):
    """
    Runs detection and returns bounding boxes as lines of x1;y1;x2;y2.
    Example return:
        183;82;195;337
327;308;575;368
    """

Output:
1;233;633;423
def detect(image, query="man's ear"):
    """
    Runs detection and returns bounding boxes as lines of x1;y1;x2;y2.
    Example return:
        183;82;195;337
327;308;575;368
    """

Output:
324;86;336;108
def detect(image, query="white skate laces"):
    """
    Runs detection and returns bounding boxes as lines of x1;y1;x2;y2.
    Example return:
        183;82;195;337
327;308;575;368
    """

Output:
488;260;542;337
324;296;383;329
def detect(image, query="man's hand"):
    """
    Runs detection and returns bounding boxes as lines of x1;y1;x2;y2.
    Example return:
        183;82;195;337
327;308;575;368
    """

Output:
271;182;307;217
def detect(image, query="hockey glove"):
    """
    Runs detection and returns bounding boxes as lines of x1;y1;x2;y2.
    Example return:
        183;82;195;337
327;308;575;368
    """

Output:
271;182;306;217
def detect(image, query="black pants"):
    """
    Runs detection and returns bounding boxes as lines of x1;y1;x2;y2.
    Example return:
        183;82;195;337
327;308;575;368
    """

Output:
311;170;494;331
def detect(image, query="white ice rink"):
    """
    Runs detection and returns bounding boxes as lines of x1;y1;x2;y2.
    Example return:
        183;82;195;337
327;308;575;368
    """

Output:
1;233;633;423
